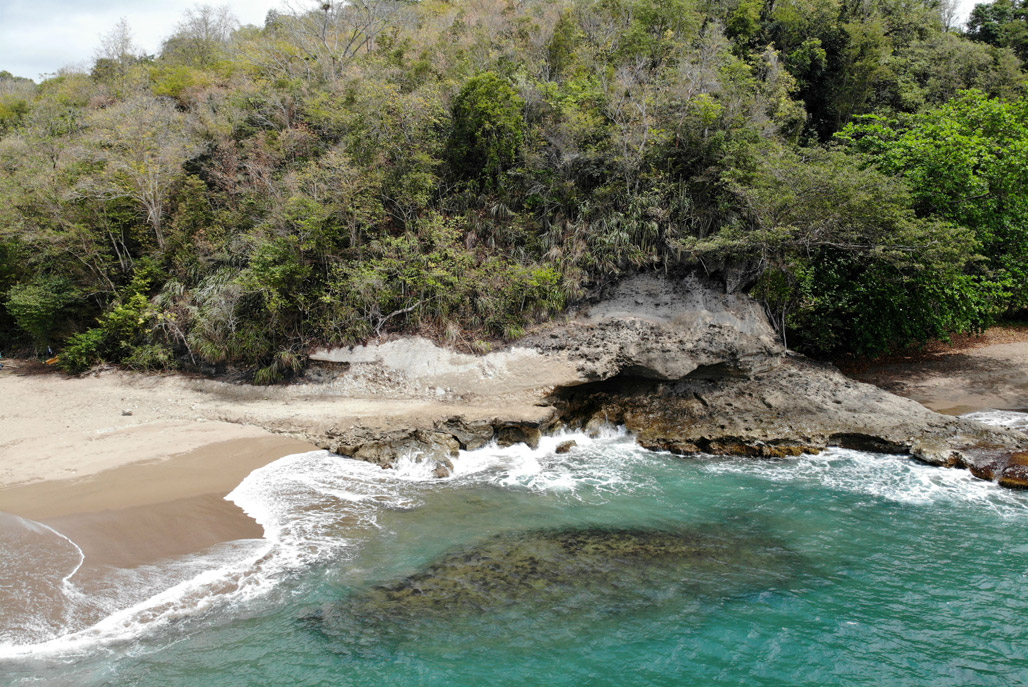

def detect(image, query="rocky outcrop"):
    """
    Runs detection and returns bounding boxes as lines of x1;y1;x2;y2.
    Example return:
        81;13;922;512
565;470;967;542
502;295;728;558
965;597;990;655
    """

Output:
297;270;1027;488
551;358;1028;483
312;417;549;476
531;272;1028;488
524;272;783;382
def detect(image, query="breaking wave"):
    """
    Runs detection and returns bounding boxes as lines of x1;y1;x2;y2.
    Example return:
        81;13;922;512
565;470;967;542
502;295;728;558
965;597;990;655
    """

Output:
3;412;1026;664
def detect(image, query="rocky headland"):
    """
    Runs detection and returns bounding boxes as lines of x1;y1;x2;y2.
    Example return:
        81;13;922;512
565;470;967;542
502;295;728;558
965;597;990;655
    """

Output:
3;272;1026;494
304;271;1028;488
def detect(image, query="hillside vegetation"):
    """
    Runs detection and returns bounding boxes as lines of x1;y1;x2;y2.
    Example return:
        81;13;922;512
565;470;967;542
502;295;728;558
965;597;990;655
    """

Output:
1;0;1026;380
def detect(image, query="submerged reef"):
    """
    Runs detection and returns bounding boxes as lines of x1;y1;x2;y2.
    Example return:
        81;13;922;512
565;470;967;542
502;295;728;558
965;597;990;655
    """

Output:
307;524;805;643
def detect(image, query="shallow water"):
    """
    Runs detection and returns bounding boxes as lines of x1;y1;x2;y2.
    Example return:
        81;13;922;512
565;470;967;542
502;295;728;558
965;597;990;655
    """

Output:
3;418;1028;686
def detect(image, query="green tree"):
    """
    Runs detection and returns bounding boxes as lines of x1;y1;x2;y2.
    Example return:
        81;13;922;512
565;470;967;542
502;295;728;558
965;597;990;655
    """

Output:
448;72;526;188
5;276;78;351
684;145;987;354
837;90;1028;310
967;0;1028;61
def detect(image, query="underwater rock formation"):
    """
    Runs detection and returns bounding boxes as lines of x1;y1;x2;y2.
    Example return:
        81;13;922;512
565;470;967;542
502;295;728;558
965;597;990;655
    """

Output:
307;524;804;639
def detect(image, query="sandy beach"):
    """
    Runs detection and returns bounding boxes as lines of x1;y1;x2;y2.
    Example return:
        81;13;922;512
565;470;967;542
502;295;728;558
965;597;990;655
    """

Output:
0;343;558;577
0;367;318;640
1;325;1024;594
0;361;317;570
1;436;314;568
840;326;1028;415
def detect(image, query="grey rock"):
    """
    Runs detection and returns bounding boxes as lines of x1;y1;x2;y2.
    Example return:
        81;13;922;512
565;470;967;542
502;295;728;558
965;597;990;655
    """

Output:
351;429;460;469
435;416;495;450
293;271;1028;489
495;423;542;449
524;272;782;383
552;357;1027;470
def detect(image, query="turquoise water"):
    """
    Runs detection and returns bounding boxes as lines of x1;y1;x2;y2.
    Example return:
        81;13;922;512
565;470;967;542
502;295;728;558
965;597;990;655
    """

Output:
3;418;1028;686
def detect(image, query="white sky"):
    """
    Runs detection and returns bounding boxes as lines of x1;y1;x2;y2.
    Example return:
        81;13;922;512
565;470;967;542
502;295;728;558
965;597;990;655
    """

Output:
0;0;287;80
0;0;992;82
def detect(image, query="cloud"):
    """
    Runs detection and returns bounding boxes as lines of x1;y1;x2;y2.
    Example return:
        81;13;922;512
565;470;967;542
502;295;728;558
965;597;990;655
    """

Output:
0;0;285;80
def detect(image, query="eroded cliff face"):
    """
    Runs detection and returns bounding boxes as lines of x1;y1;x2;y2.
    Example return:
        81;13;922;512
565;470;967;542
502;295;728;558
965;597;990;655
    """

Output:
534;273;1028;488
524;272;784;382
307;272;1028;488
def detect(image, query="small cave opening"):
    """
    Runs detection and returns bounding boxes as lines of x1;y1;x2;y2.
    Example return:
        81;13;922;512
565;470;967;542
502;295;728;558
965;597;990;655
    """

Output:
548;363;747;427
548;373;660;428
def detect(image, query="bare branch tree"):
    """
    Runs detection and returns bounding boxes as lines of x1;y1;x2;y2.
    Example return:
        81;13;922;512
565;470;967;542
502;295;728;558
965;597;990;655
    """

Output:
270;0;410;82
96;17;139;64
164;4;240;66
77;96;200;249
939;0;960;31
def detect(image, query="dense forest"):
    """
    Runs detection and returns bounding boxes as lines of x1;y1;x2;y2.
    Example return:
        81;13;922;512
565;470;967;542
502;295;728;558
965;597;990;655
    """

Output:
1;0;1026;380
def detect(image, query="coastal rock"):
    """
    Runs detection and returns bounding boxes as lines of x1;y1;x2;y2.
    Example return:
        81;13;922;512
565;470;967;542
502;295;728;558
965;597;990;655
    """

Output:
435;416;495;451
524;272;783;383
555;440;576;454
495;422;543;449
349;429;460;468
309;335;578;400
253;271;1028;488
294;272;793;471
999;453;1028;489
322;417;549;475
551;356;1028;473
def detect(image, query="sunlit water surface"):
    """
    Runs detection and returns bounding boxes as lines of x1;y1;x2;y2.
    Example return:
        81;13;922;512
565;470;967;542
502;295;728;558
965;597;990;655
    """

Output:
3;415;1028;686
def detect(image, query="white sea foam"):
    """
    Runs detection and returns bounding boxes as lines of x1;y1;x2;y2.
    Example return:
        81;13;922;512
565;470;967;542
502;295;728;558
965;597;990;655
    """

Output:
0;451;397;661
448;426;649;499
961;409;1028;432
699;409;1028;516
7;413;1023;662
701;447;1028;518
0;432;642;662
0;515;88;648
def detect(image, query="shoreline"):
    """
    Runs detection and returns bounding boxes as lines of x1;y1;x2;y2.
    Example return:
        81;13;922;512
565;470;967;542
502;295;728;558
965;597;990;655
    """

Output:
0;342;558;576
0;318;1024;581
0;293;1025;654
0;435;315;569
0;429;315;644
0;339;565;570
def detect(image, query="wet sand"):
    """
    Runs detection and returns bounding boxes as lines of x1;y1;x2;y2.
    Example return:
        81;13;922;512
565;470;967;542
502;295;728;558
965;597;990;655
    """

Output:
0;436;315;568
0;433;317;644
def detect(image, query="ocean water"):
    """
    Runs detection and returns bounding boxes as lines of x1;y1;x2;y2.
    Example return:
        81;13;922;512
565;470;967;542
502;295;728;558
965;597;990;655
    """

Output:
3;416;1028;686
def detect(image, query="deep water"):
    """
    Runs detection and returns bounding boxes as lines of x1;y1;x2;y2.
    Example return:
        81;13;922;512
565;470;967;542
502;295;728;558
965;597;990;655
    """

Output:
3;417;1028;687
